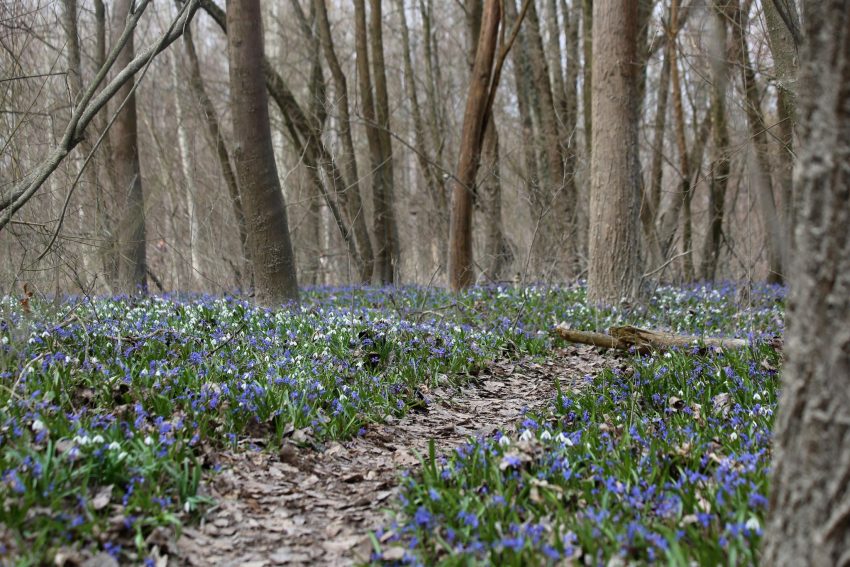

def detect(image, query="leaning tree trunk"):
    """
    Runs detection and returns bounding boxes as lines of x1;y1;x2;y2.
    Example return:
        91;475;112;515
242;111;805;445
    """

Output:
762;3;850;564
587;0;641;305
448;0;501;291
111;0;147;294
227;0;298;305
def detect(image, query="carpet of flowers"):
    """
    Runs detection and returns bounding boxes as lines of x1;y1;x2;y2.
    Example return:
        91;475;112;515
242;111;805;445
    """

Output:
0;282;784;564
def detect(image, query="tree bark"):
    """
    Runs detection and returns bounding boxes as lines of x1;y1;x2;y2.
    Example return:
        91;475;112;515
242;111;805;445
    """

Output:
762;2;850;563
700;1;730;281
587;0;641;304
315;0;374;282
730;0;787;283
170;50;202;289
111;0;147;293
449;0;501;291
369;0;400;284
226;0;299;305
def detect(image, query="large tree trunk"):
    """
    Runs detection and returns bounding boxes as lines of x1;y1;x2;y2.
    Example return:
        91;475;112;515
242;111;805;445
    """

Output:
226;0;298;305
762;3;850;563
448;0;501;291
587;0;641;305
111;0;147;294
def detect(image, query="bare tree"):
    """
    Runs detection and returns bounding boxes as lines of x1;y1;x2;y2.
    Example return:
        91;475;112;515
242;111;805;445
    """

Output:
226;0;299;304
587;0;641;304
763;2;850;562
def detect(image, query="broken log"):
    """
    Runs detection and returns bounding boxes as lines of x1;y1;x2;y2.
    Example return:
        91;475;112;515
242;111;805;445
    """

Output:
554;324;749;353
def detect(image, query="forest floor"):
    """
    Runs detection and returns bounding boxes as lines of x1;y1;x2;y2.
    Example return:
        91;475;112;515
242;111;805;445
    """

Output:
0;284;784;565
171;346;611;566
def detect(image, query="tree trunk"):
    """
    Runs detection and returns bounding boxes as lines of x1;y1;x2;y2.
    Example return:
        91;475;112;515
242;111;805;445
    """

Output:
449;0;501;291
587;0;641;305
525;0;572;279
762;0;800;246
762;3;850;563
700;1;730;281
170;51;202;289
226;0;298;305
731;0;787;283
642;45;670;269
581;0;593;157
111;0;147;294
369;0;400;284
315;0;374;282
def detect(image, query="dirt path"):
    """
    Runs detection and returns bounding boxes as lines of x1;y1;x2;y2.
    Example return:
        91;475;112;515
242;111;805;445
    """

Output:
168;346;613;566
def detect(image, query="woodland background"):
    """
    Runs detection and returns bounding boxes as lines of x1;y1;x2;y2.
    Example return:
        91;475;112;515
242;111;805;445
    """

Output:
0;0;795;296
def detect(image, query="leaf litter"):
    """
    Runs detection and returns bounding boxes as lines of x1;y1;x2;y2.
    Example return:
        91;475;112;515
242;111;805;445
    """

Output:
172;345;614;566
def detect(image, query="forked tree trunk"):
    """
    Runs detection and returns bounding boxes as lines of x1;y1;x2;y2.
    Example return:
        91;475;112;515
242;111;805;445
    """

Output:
111;0;147;294
227;0;298;305
587;0;641;305
762;3;850;563
448;0;501;291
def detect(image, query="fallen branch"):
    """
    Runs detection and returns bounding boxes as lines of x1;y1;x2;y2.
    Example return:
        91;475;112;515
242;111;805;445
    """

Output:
554;324;750;354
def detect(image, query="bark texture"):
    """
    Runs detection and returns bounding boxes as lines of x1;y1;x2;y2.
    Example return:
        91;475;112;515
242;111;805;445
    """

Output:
448;0;501;291
762;3;850;564
111;0;147;293
587;0;641;304
226;0;298;305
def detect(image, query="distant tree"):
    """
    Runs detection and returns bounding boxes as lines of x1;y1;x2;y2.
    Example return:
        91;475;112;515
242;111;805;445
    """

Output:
111;0;147;293
762;2;850;563
226;0;299;305
586;0;641;304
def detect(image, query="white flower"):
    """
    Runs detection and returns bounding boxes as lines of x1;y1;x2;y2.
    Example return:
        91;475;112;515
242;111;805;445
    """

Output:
730;432;738;441
540;430;552;441
753;393;762;401
745;517;761;532
144;436;154;446
1;335;8;345
498;435;511;447
184;501;192;513
519;429;534;442
108;441;121;451
74;435;91;446
92;435;105;444
32;419;46;433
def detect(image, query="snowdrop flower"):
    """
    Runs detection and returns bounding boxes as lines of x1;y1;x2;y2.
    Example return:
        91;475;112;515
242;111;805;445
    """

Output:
753;393;762;401
144;436;154;446
498;435;511;447
73;435;91;446
108;441;121;451
540;430;552;441
31;419;46;433
92;435;105;444
730;432;738;441
745;517;761;532
519;429;534;442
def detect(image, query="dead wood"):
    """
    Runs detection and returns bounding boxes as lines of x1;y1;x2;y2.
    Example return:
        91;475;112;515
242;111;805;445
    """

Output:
554;324;750;353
